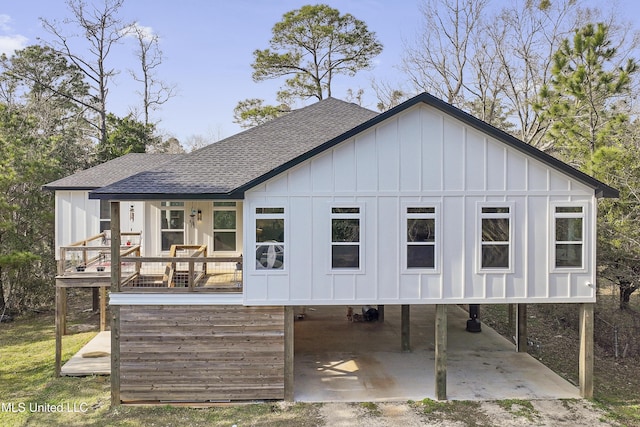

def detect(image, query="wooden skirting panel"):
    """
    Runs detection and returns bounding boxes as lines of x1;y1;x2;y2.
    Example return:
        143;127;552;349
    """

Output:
118;305;285;402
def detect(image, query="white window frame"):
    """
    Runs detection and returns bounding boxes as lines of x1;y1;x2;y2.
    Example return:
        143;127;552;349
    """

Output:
160;201;185;252
330;204;364;273
212;201;238;254
551;202;587;272
401;202;440;273
254;207;286;272
477;202;514;273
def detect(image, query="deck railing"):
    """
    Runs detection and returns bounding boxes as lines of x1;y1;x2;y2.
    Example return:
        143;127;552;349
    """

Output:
58;231;142;274
58;238;242;292
119;251;242;292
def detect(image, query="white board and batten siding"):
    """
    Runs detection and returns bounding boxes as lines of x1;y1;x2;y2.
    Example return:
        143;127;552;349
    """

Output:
54;191;144;259
243;104;597;306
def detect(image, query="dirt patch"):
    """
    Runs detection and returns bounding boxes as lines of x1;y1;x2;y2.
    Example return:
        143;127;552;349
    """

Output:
317;400;617;426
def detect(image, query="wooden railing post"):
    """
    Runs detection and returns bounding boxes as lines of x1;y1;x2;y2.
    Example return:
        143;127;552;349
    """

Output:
111;202;121;292
188;260;194;290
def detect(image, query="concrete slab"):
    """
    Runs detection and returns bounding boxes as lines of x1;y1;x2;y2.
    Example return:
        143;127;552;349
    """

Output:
294;305;580;402
60;331;111;376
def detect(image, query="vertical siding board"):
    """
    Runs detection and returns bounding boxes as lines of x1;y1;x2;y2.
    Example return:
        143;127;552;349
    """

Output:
486;141;506;191
355;131;378;191
311;152;334;193
421;108;443;191
288;163;311;193
421;275;442;299
333;275;356;300
465;197;482;299
550;170;571;191
465;130;485;191
333;141;356;192
400;274;420;300
377;197;399;300
357;196;377;301
443;197;464;299
311;197;332;301
399;109;422;192
442;119;464;191
289;197;313;301
507;150;527;191
377;120;400;192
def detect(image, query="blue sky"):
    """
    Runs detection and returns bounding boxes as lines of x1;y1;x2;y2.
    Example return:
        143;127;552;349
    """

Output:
1;0;639;144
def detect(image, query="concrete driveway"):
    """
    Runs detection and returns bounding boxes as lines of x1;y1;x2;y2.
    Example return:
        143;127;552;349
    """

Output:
294;305;580;402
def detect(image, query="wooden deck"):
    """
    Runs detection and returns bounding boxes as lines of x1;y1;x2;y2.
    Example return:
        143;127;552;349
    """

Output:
61;331;111;376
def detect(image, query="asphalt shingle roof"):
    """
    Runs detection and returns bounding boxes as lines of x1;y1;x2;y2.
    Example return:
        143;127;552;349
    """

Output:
52;93;615;200
43;153;183;190
90;98;378;199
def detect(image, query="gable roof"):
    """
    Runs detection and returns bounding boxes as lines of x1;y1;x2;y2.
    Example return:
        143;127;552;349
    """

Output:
88;93;618;200
89;98;378;200
232;92;618;199
43;153;183;191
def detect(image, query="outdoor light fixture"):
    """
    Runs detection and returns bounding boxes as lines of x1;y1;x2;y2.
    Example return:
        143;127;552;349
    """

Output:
197;209;202;223
129;205;135;222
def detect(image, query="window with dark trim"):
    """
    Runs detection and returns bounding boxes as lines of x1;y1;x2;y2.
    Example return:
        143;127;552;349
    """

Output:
406;207;436;269
554;206;584;268
99;200;110;232
255;207;285;270
213;201;237;252
480;206;511;269
160;201;184;251
331;207;361;269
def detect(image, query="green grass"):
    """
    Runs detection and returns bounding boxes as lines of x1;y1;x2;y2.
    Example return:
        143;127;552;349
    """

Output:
2;308;639;426
412;398;490;426
496;399;539;421
0;313;321;427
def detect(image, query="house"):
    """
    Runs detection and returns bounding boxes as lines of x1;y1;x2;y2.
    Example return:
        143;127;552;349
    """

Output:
46;93;617;404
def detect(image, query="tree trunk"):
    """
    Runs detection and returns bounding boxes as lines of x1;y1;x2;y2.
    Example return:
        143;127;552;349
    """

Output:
619;282;637;310
0;266;5;311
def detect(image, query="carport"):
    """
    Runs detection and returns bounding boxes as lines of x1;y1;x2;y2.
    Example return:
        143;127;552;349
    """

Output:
293;305;580;402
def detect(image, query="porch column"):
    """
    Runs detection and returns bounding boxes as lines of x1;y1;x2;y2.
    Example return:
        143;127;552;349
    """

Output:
401;305;410;352
435;304;447;400
284;306;295;401
54;285;66;377
515;304;527;352
579;303;594;398
110;201;121;406
100;286;107;331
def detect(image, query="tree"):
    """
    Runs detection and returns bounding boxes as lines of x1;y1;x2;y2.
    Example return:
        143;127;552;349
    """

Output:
536;22;638;308
401;0;584;143
535;23;637;168
40;0;131;148
233;98;290;128
96;113;154;163
125;23;176;126
235;4;382;127
0;45;93;173
402;0;488;106
0;105;60;312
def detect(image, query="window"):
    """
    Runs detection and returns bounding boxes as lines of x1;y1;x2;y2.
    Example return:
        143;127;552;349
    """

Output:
213;202;237;252
160;202;184;251
255;207;284;270
554;206;584;268
99;200;110;232
480;206;511;269
331;207;361;269
406;207;436;269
